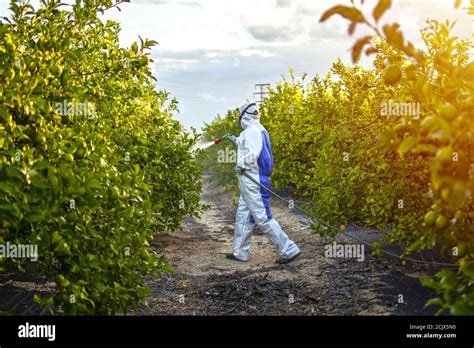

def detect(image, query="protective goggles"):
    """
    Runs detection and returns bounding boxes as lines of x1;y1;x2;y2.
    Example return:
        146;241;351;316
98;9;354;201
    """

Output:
237;103;258;126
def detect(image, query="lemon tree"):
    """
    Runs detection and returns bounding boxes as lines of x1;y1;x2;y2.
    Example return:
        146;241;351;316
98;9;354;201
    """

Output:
0;0;204;314
319;0;473;316
203;0;473;315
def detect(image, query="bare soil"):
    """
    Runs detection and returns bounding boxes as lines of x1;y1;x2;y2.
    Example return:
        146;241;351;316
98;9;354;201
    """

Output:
0;176;442;316
132;177;440;316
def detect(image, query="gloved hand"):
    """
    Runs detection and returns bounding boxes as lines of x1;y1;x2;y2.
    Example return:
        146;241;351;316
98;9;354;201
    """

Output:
226;135;237;144
234;164;245;175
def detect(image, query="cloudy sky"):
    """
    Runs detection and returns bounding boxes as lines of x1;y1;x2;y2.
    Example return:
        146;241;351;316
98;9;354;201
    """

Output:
1;0;472;130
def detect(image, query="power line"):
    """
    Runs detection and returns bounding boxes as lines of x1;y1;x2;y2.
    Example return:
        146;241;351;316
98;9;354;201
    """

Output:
157;67;251;91
172;94;239;106
158;80;251;99
158;71;251;92
176;95;236;105
157;77;252;97
157;87;244;103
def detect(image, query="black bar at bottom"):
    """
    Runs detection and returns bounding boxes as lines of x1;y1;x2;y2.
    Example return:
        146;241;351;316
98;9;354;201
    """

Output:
0;316;472;346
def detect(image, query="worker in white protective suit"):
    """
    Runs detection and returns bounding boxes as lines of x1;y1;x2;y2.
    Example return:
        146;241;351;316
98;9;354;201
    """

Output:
225;102;301;264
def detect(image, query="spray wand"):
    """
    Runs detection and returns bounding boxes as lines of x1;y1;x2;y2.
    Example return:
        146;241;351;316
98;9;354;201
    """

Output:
213;134;231;145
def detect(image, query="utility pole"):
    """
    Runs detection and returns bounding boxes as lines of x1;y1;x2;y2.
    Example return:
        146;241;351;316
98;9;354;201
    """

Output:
254;83;270;104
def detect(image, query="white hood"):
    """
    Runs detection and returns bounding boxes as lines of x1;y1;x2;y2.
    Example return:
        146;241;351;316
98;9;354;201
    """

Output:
238;102;260;129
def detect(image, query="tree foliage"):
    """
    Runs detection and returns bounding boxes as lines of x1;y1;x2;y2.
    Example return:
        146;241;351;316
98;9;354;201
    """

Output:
203;1;473;315
0;0;204;314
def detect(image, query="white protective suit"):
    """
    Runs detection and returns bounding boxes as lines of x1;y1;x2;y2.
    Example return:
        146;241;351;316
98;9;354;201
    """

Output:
231;102;300;261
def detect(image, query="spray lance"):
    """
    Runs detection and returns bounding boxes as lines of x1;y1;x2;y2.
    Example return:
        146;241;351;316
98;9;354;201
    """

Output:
213;134;232;145
192;135;233;151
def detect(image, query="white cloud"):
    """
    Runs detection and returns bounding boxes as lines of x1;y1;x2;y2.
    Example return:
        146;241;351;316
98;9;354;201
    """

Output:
240;49;275;58
276;0;291;8
245;24;297;42
1;0;472;130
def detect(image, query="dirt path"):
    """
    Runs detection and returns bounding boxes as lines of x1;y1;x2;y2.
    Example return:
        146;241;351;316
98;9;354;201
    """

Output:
133;176;440;316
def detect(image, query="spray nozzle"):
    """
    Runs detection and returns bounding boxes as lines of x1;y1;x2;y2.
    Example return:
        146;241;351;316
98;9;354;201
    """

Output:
214;134;230;145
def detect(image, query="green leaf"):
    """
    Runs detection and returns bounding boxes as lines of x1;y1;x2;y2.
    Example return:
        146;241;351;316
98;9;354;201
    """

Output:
460;260;474;279
373;0;391;22
420;276;441;291
460;62;474;81
5;166;24;180
424;297;443;309
438;270;459;290
352;35;372;63
85;177;102;190
33;294;42;305
31;176;50;190
47;172;59;192
398;136;420;155
60;70;69;87
382;23;405;50
451;302;474;315
52;231;62;245
34;160;49;171
0;182;20;199
319;5;364;23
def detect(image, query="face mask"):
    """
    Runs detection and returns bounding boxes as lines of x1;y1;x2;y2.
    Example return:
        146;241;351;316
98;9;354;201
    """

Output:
237;103;258;127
